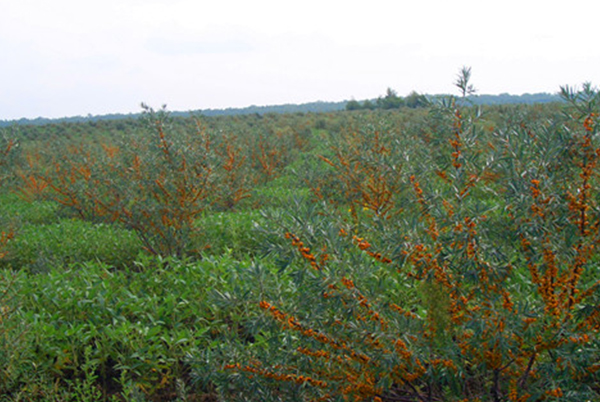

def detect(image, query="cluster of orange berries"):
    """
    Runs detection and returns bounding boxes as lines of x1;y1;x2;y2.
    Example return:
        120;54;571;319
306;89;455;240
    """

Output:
393;338;412;360
430;358;457;371
223;362;328;389
351;235;392;264
389;303;417;320
436;169;450;182
450;131;463;169
297;346;330;360
259;300;353;354
285;232;322;270
583;112;597;132
406;243;453;289
530;179;541;199
409;175;442;241
507;385;531;402
340;277;355;289
256;299;390;401
339;275;387;330
409;175;424;203
545;387;563;398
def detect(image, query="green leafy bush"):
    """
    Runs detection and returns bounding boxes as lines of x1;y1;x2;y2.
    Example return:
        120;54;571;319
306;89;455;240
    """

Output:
1;220;142;272
0;194;60;226
3;255;267;400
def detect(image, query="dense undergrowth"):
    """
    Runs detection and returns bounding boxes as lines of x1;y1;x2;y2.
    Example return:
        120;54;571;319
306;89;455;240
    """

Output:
0;75;599;401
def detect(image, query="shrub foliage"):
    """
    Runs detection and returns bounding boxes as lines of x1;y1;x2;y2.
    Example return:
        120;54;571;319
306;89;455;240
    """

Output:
219;81;600;401
0;74;599;401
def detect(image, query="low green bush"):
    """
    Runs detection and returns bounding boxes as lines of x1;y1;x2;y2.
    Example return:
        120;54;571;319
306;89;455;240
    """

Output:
1;219;142;272
2;254;275;400
194;210;270;258
0;193;60;226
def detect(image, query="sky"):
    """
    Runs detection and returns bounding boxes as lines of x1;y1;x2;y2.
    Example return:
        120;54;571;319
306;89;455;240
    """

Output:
1;0;599;120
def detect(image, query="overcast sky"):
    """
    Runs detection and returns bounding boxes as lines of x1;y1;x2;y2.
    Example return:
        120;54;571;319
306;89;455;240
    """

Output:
1;0;599;120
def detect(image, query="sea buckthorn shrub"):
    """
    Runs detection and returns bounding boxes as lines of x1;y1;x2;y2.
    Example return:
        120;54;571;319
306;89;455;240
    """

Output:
313;117;407;220
17;106;216;257
14;108;314;259
216;80;600;401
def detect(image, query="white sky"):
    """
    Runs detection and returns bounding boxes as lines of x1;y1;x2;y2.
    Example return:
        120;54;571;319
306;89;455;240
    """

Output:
1;0;599;120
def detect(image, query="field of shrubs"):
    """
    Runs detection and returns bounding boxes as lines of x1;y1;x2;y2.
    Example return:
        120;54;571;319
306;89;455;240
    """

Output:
0;77;599;401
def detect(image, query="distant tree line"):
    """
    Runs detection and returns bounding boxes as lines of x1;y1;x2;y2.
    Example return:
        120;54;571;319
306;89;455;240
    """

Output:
466;92;561;105
1;92;563;127
195;100;347;117
345;88;562;112
346;88;428;111
0;101;348;127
